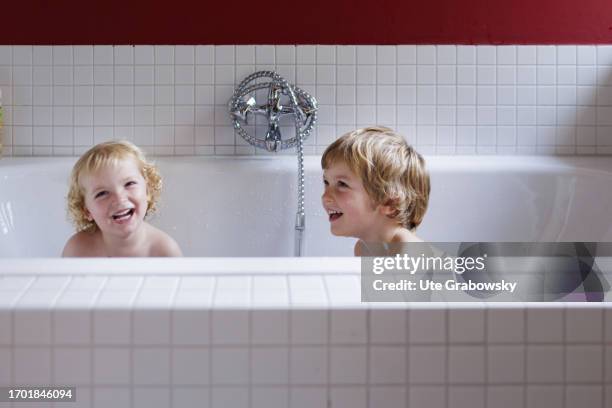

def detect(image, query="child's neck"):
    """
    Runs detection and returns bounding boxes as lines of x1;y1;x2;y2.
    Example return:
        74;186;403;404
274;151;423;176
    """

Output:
100;224;150;257
359;223;420;244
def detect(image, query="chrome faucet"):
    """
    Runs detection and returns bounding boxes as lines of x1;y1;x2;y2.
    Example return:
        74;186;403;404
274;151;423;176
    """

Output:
229;71;317;152
229;71;318;256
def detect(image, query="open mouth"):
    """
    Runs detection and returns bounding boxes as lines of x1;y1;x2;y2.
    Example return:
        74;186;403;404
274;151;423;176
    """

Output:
327;209;343;222
112;208;135;222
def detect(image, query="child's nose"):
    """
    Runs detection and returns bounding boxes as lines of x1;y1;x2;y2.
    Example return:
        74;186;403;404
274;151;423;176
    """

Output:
112;189;129;203
321;189;333;204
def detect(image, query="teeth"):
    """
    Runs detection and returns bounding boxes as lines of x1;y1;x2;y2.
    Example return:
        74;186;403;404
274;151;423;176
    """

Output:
112;208;134;219
327;209;342;215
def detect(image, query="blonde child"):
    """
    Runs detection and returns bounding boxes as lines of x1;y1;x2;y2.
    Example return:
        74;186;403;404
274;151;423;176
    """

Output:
62;140;182;257
321;126;430;256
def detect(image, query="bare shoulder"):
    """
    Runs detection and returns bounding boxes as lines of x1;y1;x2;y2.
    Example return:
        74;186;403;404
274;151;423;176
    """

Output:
62;230;102;257
147;224;183;257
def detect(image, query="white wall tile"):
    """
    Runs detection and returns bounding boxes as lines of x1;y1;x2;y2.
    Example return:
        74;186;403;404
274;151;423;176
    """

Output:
331;310;367;344
93;46;113;65
172;348;209;385
369;386;406;408
296;45;316;64
448;345;485;384
518;46;537;65
487;345;524;384
537;45;557;64
330;346;367;384
527;345;564;382
133;388;170;408
195;45;214;65
14;310;51;345
0;46;13;65
174;45;194;65
251;347;288;385
566;345;603;383
497;46;516;65
14;347;51;384
4;45;612;156
13;46;33;65
276;45;295;64
133;348;170;385
256;45;276;65
33;46;52;65
329;387;366;408
409;386;445;408
290;387;326;408
565;385;603;408
578;46;597;65
252;310;288;344
212;310;249;344
417;46;436;65
477;46;496;65
370;346;406;384
449;386;485;408
74;46;93;65
317;45;335;65
290;347;327;384
53;348;91;385
377;46;396;65
94;348;130;384
409;309;446;343
397;45;416;64
397;65;416;84
370;309;407;344
54;309;91;344
565;308;603;342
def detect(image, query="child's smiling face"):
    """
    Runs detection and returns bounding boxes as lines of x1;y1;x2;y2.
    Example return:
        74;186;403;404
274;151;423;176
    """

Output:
80;157;148;238
322;161;382;240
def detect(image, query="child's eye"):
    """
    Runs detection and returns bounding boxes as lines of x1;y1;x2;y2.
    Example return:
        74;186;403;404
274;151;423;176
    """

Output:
338;181;349;188
125;181;136;187
323;179;329;186
94;191;107;199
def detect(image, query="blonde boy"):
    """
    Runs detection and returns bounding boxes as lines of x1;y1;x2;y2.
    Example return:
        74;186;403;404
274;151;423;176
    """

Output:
321;127;430;256
62;141;182;257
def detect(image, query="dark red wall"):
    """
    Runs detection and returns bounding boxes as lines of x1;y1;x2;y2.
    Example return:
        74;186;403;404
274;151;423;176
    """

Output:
4;0;612;44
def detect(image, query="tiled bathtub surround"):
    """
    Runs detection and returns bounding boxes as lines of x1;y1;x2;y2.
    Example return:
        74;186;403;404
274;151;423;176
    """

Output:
1;45;612;156
0;264;611;408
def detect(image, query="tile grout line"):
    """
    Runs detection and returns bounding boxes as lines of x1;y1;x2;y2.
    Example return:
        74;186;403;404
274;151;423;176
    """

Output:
89;276;110;408
49;275;74;408
9;276;37;408
168;277;182;408
129;277;146;408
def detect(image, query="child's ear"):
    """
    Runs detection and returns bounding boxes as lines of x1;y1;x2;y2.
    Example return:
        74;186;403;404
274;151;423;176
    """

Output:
378;199;399;217
83;207;93;222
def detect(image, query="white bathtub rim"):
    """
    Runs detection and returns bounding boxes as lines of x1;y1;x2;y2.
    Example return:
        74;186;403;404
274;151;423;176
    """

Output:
1;258;610;309
0;257;361;275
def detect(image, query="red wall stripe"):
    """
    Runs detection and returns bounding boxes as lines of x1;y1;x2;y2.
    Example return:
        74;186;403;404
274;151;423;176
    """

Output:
4;0;612;44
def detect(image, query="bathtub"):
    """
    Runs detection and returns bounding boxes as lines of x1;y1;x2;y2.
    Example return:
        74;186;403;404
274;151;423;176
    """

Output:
1;156;612;408
2;155;612;257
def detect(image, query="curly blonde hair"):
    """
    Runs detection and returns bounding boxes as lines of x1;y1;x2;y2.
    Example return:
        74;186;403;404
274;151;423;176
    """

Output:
321;126;430;231
67;140;162;232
